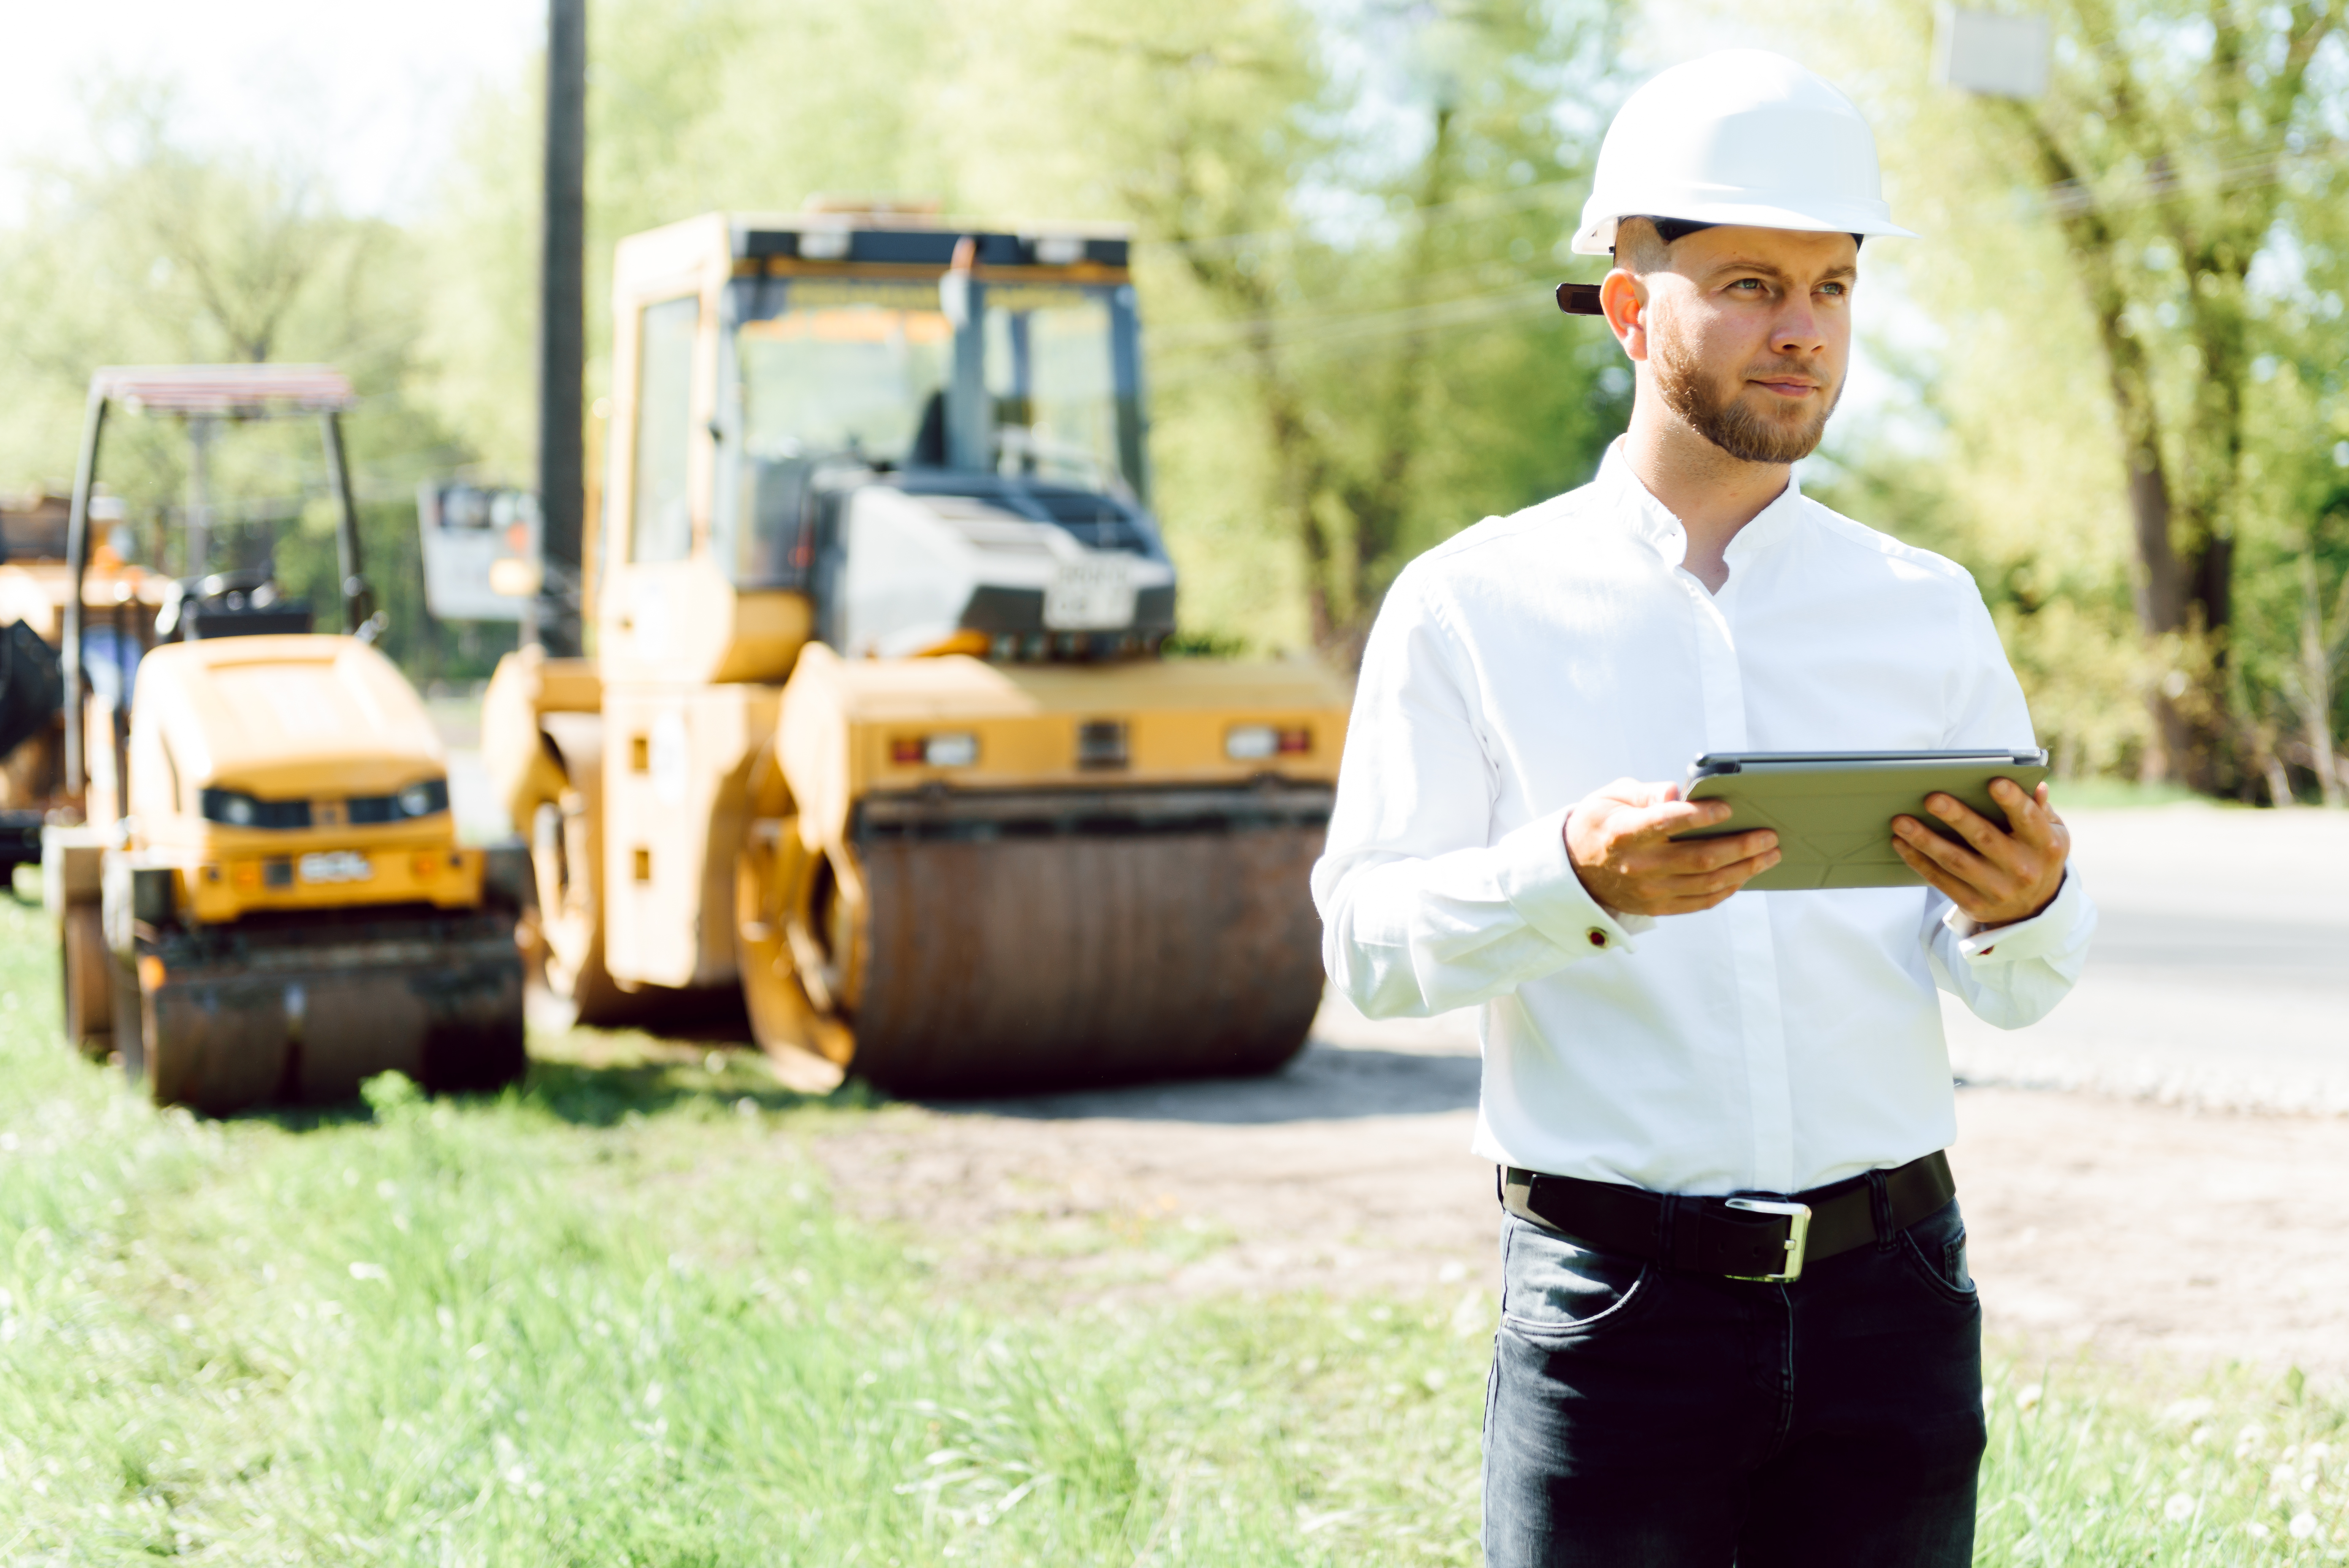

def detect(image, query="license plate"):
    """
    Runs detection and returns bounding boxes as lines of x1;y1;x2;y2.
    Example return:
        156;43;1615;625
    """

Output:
298;850;374;885
1042;558;1136;631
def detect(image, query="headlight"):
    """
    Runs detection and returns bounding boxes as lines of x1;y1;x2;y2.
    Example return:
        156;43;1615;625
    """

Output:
347;780;450;825
199;788;310;829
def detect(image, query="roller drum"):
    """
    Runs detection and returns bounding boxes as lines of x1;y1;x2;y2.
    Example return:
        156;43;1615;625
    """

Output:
131;910;525;1114
841;785;1331;1095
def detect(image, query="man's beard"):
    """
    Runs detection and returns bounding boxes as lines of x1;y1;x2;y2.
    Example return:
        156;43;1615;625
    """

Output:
1654;334;1840;465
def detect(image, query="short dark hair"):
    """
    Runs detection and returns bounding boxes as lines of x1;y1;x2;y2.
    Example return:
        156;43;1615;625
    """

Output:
1610;215;1863;263
1646;217;1718;246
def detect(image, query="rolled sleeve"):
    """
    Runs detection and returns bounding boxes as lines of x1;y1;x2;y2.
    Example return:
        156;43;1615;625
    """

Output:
1943;867;2090;964
1315;565;1642;1019
1495;806;1653;956
1926;867;2097;1029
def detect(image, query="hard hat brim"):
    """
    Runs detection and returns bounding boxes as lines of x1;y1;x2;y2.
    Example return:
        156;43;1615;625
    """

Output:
1571;202;1918;257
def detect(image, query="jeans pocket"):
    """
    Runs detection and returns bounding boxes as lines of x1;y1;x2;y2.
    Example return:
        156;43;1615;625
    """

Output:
1497;1216;1652;1341
1899;1200;1978;1304
1943;1235;1971;1292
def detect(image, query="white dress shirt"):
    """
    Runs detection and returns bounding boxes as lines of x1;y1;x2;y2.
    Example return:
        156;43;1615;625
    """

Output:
1313;443;2097;1197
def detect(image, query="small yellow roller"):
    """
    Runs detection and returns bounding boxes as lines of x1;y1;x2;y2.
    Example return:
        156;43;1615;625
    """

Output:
44;366;527;1113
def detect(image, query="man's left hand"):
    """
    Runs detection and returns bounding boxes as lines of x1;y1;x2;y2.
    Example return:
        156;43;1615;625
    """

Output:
1890;777;2069;929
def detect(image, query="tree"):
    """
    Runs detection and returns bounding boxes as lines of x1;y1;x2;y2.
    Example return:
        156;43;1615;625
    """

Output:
1978;0;2349;790
0;79;491;677
421;0;1633;661
1785;0;2349;796
947;0;1629;661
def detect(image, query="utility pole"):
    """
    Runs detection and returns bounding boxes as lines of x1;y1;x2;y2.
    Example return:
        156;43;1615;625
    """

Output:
531;0;587;655
185;415;216;578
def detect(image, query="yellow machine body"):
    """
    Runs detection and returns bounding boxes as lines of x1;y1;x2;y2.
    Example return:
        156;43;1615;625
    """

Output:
486;210;1348;1093
123;636;486;922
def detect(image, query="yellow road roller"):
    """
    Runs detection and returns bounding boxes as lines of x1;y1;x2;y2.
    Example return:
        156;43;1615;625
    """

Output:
485;208;1347;1094
43;366;526;1112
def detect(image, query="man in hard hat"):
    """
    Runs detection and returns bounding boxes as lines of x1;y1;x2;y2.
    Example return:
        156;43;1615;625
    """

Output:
1313;49;2095;1567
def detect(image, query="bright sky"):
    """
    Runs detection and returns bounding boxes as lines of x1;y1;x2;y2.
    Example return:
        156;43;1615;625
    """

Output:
3;0;542;218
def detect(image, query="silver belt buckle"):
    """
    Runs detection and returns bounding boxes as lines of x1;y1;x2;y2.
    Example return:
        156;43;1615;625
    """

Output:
1721;1197;1813;1282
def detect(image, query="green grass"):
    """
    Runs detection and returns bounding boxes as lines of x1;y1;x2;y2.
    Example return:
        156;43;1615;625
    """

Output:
0;877;2342;1564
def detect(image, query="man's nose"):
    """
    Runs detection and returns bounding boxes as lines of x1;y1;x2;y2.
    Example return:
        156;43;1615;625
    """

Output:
1770;298;1828;357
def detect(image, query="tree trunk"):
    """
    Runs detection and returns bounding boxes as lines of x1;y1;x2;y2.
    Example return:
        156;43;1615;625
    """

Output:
1333;103;1455;662
2115;433;2197;783
2293;550;2344;807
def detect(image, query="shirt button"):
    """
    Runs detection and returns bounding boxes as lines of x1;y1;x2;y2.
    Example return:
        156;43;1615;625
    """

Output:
1586;929;1608;948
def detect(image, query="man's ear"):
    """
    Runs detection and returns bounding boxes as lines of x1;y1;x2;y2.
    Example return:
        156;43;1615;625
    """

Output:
1601;268;1648;362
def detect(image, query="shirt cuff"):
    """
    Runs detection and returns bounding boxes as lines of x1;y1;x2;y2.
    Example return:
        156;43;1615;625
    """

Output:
1946;865;2086;963
1492;807;1650;957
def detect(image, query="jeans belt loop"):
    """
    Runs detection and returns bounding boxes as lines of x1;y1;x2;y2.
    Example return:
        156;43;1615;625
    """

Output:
1672;1195;1705;1273
1657;1192;1678;1272
1865;1168;1897;1252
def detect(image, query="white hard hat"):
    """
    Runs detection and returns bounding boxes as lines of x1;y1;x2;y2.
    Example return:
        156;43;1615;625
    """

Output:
1571;50;1915;256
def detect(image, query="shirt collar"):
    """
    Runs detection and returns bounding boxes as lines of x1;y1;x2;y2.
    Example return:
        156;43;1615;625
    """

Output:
1593;439;1807;571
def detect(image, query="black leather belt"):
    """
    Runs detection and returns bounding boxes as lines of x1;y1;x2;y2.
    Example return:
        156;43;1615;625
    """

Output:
1500;1150;1955;1283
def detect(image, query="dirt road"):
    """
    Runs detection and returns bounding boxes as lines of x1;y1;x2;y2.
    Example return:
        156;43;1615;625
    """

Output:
816;1012;2349;1377
813;796;2349;1381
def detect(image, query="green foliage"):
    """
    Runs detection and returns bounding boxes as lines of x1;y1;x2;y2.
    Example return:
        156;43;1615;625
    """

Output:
0;80;512;682
0;5;1639;674
940;0;1634;656
408;0;1632;660
1787;0;2349;797
24;2;2349;761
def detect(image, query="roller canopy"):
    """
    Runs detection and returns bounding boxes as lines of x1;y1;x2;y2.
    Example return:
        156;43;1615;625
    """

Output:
88;365;357;417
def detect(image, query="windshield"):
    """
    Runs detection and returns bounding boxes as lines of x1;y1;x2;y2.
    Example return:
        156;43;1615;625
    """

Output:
722;272;1145;588
737;281;952;466
983;285;1122;490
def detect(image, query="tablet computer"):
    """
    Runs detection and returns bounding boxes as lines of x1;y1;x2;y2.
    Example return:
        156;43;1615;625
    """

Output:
1668;749;2050;891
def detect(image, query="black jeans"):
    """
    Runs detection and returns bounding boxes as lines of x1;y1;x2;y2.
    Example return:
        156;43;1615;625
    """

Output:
1482;1194;1985;1567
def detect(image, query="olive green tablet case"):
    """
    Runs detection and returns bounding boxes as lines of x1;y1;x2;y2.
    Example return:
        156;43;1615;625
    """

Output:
1669;750;2050;891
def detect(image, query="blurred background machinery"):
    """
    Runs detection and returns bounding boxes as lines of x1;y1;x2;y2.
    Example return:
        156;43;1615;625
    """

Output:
0;490;160;877
39;366;527;1112
417;482;543;624
484;207;1350;1094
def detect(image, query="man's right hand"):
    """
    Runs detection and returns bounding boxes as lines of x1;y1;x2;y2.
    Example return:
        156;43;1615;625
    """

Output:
1565;778;1781;918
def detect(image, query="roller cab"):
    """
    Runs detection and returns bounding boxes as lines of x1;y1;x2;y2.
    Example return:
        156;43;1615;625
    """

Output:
487;208;1348;1093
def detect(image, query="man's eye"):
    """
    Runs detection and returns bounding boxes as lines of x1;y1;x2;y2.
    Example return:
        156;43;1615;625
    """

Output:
1729;279;1763;293
1818;282;1848;297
